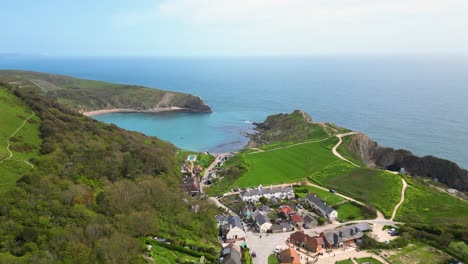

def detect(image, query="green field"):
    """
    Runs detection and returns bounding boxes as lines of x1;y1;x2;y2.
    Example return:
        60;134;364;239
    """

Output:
356;257;383;264
151;245;200;263
235;138;341;187
396;177;468;225
311;164;402;218
386;243;452;264
294;185;345;205
335;202;366;221
0;88;41;192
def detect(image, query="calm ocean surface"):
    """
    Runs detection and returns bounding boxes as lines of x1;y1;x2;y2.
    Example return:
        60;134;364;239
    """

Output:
1;56;467;168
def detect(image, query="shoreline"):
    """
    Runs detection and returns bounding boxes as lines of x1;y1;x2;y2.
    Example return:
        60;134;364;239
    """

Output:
81;107;209;117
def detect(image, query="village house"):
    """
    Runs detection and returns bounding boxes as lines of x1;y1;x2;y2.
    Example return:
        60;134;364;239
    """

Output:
239;185;294;202
215;215;229;228
252;210;272;232
225;216;246;242
219;243;242;264
182;176;200;196
289;231;325;253
320;224;364;248
271;221;294;233
290;214;304;228
278;248;301;264
305;194;338;220
303;214;318;229
278;205;295;217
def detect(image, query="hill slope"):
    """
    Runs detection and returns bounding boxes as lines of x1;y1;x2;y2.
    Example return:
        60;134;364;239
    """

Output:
0;70;212;114
0;85;218;263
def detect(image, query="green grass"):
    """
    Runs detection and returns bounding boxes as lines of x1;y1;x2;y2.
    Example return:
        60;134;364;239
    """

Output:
294;185;345;205
150;244;199;263
311;164;402;218
236;138;341;187
0;88;41;192
396;177;468;225
356;257;383;264
337;135;367;167
336;259;354;264
386;242;452;264
268;254;280;264
335;202;365;221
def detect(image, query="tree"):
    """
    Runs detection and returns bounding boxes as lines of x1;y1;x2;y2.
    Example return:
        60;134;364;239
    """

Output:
259;196;268;205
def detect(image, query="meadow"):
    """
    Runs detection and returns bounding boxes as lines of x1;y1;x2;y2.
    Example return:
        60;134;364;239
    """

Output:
0;88;41;192
386;243;452;264
235;138;340;187
294;185;345;205
396;176;468;225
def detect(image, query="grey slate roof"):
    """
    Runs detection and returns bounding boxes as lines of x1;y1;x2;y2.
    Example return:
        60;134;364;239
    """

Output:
354;222;371;232
220;244;242;264
271;222;293;232
228;216;243;229
306;194;334;214
322;224;364;247
216;215;229;223
252;210;271;225
303;214;316;224
240;186;293;197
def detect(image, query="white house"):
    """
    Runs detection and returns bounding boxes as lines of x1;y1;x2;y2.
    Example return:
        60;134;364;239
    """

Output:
239;185;294;202
225;216;246;241
252;210;272;232
305;194;338;220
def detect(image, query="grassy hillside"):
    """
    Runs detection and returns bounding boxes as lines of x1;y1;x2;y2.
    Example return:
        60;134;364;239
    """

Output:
0;88;41;192
237;138;340;187
0;70;211;113
396;176;468;225
0;86;218;263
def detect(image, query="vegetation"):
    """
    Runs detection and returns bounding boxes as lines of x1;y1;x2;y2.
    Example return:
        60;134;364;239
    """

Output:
386;242;452;264
355;257;382;264
249;110;330;146
0;85;218;263
236;138;340;187
396;176;468;225
333;202;376;222
311;164;402;218
294;185;345;205
268;254;280;264
0;70;211;113
150;244;200;263
205;154;248;196
336;135;366;167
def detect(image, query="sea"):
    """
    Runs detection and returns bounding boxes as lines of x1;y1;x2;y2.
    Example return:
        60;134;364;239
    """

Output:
1;55;467;168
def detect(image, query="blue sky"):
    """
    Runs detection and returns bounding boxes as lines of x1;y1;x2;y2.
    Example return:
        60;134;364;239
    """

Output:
1;0;468;56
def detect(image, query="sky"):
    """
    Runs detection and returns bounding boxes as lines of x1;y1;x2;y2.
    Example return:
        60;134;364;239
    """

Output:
1;0;468;56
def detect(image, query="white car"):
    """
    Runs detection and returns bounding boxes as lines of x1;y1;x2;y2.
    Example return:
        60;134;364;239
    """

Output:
274;246;282;253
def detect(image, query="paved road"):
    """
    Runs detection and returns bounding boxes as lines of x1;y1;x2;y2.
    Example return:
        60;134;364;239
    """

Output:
331;132;359;167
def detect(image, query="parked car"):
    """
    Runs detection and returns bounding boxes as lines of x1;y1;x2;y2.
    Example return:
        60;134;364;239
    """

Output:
329;189;336;193
274;246;282;253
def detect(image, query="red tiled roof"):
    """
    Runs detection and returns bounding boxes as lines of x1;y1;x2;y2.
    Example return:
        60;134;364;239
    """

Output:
290;231;307;243
278;248;301;264
278;205;295;215
290;214;304;223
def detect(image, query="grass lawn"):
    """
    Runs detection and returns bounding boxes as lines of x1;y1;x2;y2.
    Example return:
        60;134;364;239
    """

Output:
336;259;354;264
151;244;199;264
0;88;41;192
337;135;367;167
311;164;402;218
268;254;280;264
386;243;452;264
294;185;345;205
396;177;468;225
236;138;342;187
356;257;383;264
334;202;365;221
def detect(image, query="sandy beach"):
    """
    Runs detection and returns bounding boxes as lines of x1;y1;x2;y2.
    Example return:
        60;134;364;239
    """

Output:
82;106;191;116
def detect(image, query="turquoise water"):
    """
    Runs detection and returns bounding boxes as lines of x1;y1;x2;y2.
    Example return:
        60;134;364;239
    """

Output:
1;56;467;168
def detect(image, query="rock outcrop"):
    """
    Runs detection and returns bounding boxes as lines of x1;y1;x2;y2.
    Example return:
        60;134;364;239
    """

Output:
347;133;468;192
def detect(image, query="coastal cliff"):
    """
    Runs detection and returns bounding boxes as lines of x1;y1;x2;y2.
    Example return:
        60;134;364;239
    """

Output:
0;70;212;114
346;133;468;192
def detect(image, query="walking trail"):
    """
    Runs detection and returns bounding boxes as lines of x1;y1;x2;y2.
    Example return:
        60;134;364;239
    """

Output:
29;79;48;93
390;177;408;221
331;132;360;167
0;112;35;164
